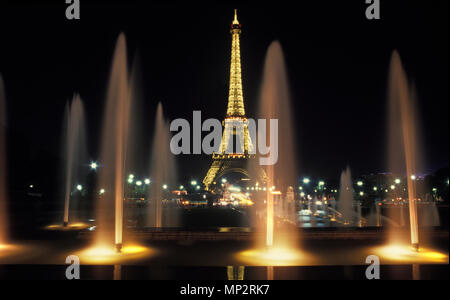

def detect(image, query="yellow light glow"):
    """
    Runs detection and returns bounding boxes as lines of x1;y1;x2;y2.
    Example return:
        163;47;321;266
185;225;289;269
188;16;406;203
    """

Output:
373;244;448;264
238;247;306;266
45;222;90;230
78;244;154;264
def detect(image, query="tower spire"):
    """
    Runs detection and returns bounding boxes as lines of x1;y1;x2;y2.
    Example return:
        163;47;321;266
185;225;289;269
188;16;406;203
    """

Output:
227;9;245;117
233;9;239;25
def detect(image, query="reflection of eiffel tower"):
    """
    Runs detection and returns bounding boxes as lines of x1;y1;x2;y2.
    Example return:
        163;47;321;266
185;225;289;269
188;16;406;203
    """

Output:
203;10;266;191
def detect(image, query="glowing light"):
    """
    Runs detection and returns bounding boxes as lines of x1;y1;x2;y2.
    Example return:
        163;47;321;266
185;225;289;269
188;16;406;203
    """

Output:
162;184;168;190
29;184;34;188
90;162;98;170
318;181;325;186
128;174;134;179
76;184;82;191
179;185;184;190
390;185;396;190
373;244;448;263
373;186;378;191
302;178;310;184
238;247;306;266
78;244;154;264
395;178;401;184
144;178;151;185
359;191;364;196
221;178;227;183
300;192;305;197
191;180;197;186
357;181;364;187
136;180;142;186
196;185;201;190
99;188;105;195
127;178;133;184
410;175;416;181
298;186;303;190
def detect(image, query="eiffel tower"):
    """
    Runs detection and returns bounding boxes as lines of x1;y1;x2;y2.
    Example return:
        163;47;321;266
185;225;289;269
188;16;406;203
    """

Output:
203;10;266;191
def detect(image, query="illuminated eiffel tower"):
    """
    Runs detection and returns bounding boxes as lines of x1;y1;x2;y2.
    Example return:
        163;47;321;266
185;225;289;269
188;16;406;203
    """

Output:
203;10;266;191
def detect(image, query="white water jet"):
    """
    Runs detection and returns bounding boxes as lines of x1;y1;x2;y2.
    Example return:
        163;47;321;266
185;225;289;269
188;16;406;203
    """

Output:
337;166;354;224
96;33;131;252
62;95;86;226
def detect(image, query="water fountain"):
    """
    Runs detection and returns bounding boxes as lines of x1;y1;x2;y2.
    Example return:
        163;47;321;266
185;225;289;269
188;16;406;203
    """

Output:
387;50;422;251
239;41;304;266
0;74;9;246
337;166;354;225
95;33;131;253
62;94;87;227
148;102;177;228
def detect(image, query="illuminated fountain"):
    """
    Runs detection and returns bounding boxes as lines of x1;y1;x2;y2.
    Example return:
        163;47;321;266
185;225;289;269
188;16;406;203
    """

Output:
387;51;421;251
0;74;9;247
148;102;177;228
337;166;354;225
92;33;131;254
371;51;449;263
239;41;306;266
79;33;152;263
62;95;87;227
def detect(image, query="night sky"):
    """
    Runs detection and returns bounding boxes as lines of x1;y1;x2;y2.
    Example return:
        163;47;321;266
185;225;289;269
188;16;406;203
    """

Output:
0;0;448;190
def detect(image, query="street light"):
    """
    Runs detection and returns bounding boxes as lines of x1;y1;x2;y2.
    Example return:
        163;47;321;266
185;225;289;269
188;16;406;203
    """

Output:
318;181;325;186
136;180;142;186
357;181;364;187
144;178;151;185
90;162;98;170
191;180;197;186
303;178;310;184
99;188;105;195
76;184;82;191
395;178;401;185
410;175;417;181
162;184;168;190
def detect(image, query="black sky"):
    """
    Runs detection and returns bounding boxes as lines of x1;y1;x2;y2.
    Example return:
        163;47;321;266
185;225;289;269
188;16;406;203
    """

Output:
0;0;448;188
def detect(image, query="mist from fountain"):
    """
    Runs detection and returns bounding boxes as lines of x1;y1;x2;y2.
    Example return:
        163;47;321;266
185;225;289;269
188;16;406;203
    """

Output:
95;33;131;252
0;75;9;245
148;102;177;228
62;95;87;226
387;50;423;250
337;166;354;224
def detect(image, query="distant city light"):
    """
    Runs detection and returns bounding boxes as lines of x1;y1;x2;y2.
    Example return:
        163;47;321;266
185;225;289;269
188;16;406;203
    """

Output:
144;178;151;185
191;180;197;186
29;184;34;188
127;178;133;184
180;185;184;190
300;192;305;197
196;185;201;190
395;178;401;184
162;184;168;190
318;181;325;186
357;181;364;187
359;191;364;196
410;175;417;181
221;178;227;183
373;186;378;191
99;188;105;195
136;180;142;186
298;186;303;190
90;162;98;170
303;178;310;184
76;184;82;191
390;185;396;190
128;174;134;179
